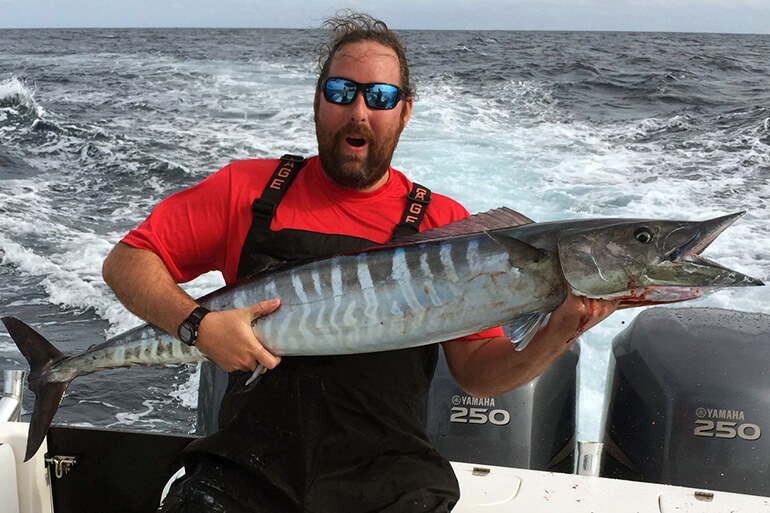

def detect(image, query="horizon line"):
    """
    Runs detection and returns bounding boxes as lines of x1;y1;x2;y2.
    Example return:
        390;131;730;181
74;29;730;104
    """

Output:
1;25;769;36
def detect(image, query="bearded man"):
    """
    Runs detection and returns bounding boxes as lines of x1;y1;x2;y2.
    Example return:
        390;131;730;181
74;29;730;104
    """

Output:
103;12;616;513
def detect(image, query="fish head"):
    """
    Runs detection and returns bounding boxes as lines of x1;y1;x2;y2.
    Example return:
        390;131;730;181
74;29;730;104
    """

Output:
557;212;764;305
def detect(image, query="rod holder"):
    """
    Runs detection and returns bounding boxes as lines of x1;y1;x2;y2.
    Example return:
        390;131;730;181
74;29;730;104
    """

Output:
575;441;604;477
0;370;25;423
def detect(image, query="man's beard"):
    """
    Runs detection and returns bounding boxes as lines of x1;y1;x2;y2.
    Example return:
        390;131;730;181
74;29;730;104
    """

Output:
316;118;405;190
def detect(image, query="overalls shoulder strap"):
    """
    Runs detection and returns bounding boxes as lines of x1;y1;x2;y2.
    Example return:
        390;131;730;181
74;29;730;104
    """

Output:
249;154;307;231
390;182;432;240
236;154;307;279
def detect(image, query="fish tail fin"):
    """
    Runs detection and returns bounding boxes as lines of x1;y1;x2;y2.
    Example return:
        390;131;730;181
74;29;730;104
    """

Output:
2;316;71;461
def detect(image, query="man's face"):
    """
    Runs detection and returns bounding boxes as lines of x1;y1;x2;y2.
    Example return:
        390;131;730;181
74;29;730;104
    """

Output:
314;41;412;191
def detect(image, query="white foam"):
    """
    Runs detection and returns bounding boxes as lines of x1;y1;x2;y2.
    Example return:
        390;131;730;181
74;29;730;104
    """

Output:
0;77;36;108
169;364;202;410
108;399;172;428
0;226;115;318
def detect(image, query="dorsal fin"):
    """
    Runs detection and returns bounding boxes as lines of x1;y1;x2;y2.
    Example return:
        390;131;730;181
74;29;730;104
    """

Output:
391;207;534;244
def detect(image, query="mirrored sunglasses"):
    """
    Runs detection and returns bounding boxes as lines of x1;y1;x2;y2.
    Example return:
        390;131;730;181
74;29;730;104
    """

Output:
322;77;403;110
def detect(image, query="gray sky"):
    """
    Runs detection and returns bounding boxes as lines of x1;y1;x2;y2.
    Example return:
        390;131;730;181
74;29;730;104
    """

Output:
1;0;769;34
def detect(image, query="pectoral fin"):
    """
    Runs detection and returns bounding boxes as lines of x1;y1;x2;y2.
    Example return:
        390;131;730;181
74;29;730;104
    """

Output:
506;312;550;350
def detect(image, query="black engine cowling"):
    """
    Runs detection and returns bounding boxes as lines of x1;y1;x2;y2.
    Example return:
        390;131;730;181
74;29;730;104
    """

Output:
424;339;579;472
601;307;770;496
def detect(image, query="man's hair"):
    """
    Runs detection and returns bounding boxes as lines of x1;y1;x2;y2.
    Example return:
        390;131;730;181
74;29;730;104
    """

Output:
317;11;415;99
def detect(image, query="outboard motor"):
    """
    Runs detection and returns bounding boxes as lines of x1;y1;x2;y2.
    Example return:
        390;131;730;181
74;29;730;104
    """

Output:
424;338;579;472
601;307;770;496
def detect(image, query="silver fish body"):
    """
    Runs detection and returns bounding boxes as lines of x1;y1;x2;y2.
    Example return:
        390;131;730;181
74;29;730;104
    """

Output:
44;231;563;382
213;233;563;355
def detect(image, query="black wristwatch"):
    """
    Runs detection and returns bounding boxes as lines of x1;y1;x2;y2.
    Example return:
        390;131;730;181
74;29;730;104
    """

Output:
177;306;210;346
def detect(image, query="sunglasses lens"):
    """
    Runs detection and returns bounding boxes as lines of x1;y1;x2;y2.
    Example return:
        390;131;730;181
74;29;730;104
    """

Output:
324;78;357;105
365;84;400;110
323;78;402;109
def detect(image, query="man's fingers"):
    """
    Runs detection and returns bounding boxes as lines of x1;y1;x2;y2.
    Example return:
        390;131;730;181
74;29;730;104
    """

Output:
248;298;281;319
243;299;281;369
593;297;620;319
255;345;281;369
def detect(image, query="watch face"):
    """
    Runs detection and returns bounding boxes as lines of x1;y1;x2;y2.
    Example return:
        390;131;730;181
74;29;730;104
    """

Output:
179;321;195;345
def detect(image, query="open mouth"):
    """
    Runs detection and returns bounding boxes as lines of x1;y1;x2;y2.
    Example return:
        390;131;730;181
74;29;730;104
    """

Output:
346;136;367;148
660;211;764;288
667;211;743;265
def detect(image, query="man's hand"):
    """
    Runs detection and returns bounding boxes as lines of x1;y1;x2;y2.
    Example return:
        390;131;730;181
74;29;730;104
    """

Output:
195;298;282;372
548;292;620;345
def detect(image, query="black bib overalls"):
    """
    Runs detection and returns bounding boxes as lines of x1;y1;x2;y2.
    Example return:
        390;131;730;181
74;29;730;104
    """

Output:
160;158;460;513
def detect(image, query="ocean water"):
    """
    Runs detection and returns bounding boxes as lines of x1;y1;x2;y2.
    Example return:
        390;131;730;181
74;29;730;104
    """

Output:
1;28;768;442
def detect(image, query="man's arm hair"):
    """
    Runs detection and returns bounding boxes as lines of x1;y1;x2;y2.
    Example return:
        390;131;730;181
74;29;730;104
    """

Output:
443;294;618;397
102;242;198;337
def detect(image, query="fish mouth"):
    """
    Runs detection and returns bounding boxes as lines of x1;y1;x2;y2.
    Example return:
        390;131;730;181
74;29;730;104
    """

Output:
637;212;764;303
665;211;743;263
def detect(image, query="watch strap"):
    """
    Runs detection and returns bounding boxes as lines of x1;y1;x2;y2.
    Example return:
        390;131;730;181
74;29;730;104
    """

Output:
178;306;210;346
187;306;210;325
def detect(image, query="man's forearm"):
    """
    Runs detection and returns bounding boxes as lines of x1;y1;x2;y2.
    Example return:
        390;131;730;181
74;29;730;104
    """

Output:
102;242;282;371
442;329;572;398
102;242;198;337
443;294;619;398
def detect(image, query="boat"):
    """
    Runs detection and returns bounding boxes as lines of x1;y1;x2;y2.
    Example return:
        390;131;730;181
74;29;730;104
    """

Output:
1;306;769;512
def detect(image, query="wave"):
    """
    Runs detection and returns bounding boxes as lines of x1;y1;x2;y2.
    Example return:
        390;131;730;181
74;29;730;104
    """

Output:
0;77;46;128
0;147;39;179
0;230;112;315
0;77;36;108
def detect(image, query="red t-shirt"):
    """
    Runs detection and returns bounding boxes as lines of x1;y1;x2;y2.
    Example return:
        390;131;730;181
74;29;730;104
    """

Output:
122;156;502;339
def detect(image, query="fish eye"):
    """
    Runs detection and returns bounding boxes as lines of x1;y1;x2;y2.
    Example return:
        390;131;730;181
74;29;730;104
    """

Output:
634;226;654;244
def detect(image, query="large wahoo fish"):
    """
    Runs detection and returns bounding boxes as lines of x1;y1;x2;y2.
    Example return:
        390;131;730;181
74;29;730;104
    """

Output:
2;209;763;460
